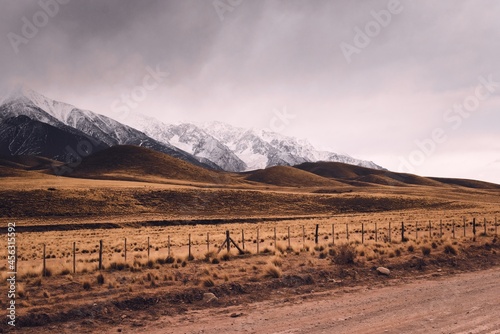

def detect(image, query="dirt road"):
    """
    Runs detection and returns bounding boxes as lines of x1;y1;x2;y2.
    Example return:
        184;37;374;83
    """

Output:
133;267;500;334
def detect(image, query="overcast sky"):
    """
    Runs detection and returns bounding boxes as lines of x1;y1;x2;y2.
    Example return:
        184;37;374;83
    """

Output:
1;0;499;183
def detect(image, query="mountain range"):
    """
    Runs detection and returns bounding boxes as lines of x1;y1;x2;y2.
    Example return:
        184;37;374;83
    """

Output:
0;86;383;173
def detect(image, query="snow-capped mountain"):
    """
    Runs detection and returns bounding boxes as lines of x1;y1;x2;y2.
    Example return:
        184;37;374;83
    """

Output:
199;121;383;170
0;86;212;168
119;113;247;172
0;86;384;172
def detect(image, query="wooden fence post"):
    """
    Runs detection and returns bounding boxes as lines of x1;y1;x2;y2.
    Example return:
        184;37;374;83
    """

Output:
188;234;192;259
388;222;391;243
147;236;150;260
315;224;319;244
484;218;487;235
439;220;443;238
207;232;210;252
361;223;364;244
274;227;277;250
346;223;349;241
416;221;419;240
43;243;46;277
429;220;432;238
242;229;245;250
302;225;305;250
452;220;455;239
124;238;127;263
375;222;377;242
73;242;76;274
288;226;291;249
463;217;466;237
496;217;498;236
401;222;405;242
257;228;260;254
167;235;171;258
473;218;477;239
332;224;335;245
98;240;103;271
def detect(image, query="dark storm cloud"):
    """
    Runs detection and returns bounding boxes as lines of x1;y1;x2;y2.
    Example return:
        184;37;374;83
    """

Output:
0;0;499;182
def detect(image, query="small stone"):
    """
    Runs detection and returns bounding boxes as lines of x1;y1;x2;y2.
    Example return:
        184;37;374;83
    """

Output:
203;292;218;303
377;267;391;275
230;313;243;318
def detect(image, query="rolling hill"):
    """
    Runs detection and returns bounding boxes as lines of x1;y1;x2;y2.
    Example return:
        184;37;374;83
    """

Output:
244;165;347;187
69;145;233;184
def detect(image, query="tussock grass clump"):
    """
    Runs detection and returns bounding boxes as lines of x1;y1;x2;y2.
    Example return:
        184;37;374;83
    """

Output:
264;264;282;278
407;245;415;253
421;246;431;256
333;243;357;265
96;273;105;285
271;257;283;267
202;277;215;287
82;281;91;290
220;252;232;261
444;244;458;255
109;261;129;271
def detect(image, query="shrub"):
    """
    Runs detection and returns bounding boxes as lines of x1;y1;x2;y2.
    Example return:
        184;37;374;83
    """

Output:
407;245;415;252
271;257;283;267
444;244;458;255
82;281;91;290
333;243;357;265
421;246;431;256
202;277;215;287
264;264;282;278
96;273;105;285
